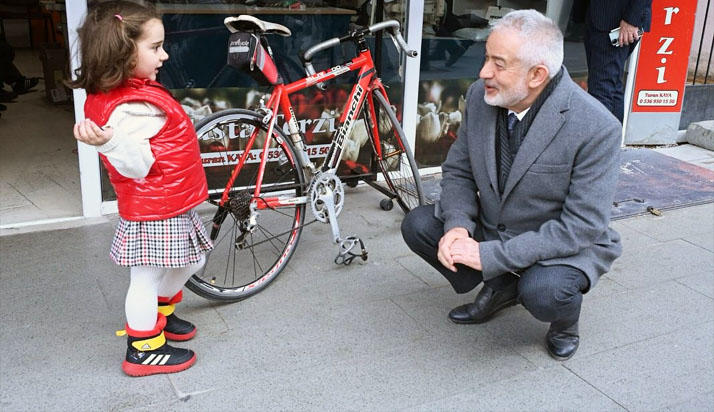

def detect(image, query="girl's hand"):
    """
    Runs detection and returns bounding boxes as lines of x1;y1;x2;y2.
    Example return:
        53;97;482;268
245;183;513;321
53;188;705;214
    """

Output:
73;119;114;146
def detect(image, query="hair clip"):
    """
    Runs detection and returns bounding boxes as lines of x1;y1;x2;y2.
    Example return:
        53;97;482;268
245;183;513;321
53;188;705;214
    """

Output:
114;14;123;22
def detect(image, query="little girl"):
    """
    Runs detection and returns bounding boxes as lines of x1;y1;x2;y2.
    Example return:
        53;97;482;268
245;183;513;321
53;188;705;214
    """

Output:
70;1;212;377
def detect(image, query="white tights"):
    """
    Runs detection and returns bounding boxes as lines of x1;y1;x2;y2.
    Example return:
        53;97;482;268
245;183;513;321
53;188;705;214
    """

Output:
125;255;206;331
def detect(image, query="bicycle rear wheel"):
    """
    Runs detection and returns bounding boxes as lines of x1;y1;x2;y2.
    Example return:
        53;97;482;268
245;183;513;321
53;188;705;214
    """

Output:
367;90;424;213
187;109;306;302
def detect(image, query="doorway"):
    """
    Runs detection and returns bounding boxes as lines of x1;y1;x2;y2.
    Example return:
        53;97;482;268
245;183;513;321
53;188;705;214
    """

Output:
0;14;81;228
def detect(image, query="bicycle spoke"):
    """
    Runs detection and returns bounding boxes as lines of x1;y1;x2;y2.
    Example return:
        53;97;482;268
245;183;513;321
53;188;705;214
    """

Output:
255;224;285;254
187;110;305;301
367;90;424;212
247;231;265;278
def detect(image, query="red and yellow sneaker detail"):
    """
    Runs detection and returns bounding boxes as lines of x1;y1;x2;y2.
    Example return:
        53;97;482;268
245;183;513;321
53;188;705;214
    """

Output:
121;314;196;377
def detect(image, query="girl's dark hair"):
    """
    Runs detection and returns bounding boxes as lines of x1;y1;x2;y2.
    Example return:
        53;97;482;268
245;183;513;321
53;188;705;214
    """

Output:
69;1;161;94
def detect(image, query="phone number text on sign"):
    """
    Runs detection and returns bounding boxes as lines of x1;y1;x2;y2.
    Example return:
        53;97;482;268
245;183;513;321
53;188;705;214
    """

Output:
636;90;679;107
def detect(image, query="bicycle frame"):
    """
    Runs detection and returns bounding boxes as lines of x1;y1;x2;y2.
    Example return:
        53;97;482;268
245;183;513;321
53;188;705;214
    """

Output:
218;47;395;211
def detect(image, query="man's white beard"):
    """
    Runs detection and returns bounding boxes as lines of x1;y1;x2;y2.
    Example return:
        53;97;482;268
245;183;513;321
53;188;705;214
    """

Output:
483;79;529;108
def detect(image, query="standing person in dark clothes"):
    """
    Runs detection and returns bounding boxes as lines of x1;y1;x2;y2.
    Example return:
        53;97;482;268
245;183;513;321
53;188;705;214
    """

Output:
584;0;652;122
0;37;40;102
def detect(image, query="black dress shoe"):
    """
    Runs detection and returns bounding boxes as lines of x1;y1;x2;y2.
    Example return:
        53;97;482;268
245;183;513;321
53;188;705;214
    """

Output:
0;89;17;103
546;322;579;360
448;281;518;324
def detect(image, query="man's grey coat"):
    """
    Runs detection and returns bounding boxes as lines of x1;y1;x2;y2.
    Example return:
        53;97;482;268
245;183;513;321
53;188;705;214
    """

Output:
437;68;622;291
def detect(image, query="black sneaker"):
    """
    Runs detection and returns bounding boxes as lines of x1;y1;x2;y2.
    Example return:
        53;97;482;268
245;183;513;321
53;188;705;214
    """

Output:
121;313;196;377
122;332;196;377
158;291;197;341
12;77;40;95
163;313;196;341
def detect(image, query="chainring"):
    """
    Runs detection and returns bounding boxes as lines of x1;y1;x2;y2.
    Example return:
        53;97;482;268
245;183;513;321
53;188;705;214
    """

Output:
309;171;345;223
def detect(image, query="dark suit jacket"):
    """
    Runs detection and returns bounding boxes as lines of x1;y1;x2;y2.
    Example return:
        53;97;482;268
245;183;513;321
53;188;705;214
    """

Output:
586;0;652;32
436;69;622;292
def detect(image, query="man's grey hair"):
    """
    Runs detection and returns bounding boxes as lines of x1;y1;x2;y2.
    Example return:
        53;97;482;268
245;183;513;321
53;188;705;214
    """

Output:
490;9;564;78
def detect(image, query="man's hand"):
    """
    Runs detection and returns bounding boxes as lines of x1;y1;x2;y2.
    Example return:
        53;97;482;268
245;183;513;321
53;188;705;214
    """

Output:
74;119;113;146
438;227;470;272
450;237;482;271
618;20;641;46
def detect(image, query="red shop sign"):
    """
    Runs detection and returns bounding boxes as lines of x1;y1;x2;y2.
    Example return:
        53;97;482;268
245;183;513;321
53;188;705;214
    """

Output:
631;0;697;113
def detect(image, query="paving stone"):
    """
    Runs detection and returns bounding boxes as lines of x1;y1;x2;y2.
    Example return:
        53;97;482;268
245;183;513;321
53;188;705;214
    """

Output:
617;203;714;242
607;239;713;289
395;253;452;288
159;332;534;411
686;120;714;151
662;391;714;412
0;176;712;411
654;143;714;162
674;270;714;299
588;276;629;298
481;280;712;367
566;321;714;411
405;365;625;411
684;232;714;252
691;157;714;171
610;221;660;248
0;321;177;411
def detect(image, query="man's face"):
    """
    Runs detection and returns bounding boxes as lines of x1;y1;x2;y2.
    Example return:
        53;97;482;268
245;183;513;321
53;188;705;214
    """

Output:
479;28;529;109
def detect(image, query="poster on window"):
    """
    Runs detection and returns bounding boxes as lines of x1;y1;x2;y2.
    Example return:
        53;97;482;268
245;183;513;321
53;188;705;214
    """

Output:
414;78;473;167
174;86;403;192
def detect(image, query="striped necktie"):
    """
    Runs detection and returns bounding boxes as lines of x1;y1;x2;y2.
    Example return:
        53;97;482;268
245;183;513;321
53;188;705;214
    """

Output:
507;112;518;136
499;112;519;192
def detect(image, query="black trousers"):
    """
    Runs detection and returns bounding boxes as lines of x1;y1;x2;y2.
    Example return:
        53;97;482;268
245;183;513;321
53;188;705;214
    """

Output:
401;204;588;329
0;39;22;86
584;25;638;123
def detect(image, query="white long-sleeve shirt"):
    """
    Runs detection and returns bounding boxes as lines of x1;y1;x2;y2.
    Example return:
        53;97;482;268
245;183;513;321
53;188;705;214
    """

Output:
96;102;167;179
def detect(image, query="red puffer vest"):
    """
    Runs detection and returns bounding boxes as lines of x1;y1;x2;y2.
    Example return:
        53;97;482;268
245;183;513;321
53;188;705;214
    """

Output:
84;78;208;221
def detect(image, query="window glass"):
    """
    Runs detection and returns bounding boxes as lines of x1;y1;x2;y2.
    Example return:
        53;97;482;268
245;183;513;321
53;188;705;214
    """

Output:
99;0;406;201
414;0;586;167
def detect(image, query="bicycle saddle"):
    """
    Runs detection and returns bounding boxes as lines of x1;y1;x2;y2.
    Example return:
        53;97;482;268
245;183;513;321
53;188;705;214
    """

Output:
224;15;292;37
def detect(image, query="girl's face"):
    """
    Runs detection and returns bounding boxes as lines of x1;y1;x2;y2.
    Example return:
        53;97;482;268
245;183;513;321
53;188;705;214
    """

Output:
133;18;169;81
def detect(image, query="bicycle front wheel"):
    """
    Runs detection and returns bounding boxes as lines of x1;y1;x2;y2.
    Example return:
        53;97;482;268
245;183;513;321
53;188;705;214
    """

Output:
368;90;424;213
188;109;306;302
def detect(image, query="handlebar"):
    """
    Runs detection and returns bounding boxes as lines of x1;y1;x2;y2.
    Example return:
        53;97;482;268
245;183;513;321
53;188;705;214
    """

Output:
303;20;417;82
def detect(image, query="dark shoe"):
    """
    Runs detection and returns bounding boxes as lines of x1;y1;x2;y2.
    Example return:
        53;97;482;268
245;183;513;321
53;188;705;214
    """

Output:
546;322;579;361
163;313;196;341
122;314;196;377
158;291;196;341
0;103;6;111
445;44;467;66
0;89;17;103
12;76;40;94
448;281;518;324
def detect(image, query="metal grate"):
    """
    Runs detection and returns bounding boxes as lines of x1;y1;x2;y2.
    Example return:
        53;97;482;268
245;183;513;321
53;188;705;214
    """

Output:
692;0;713;84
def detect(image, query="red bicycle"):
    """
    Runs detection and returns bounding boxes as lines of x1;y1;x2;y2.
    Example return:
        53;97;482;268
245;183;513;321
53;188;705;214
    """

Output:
187;15;424;301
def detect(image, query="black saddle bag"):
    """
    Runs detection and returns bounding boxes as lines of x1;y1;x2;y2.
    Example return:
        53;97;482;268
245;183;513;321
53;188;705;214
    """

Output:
227;32;280;86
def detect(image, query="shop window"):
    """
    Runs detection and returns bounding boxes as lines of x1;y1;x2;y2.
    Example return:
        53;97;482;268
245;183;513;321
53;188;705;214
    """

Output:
99;0;406;201
414;0;586;168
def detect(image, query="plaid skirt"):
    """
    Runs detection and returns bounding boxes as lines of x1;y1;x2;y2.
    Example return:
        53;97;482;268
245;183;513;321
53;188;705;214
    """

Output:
110;209;213;267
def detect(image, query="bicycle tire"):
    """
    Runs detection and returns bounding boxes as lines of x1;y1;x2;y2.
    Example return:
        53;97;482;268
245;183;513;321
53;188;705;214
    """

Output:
367;90;425;213
187;109;306;302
